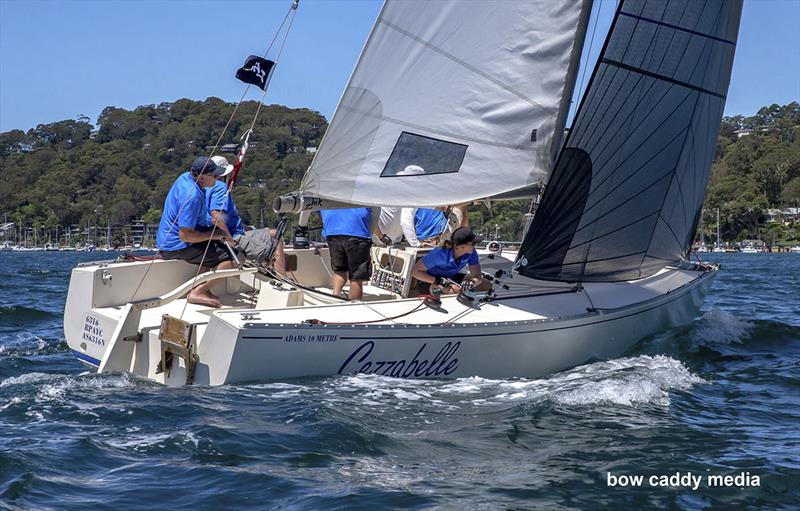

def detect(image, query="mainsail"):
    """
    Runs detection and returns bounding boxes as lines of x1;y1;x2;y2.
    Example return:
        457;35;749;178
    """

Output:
298;0;592;208
517;0;743;282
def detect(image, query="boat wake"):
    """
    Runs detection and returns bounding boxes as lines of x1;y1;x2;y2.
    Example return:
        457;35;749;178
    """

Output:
693;307;754;345
275;354;707;414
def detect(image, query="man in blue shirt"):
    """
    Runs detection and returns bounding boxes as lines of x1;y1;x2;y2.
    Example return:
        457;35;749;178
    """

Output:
157;156;237;308
321;208;373;300
205;156;285;274
206;156;245;238
411;227;490;295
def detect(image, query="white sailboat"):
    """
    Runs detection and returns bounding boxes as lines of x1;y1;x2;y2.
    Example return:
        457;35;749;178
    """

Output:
64;0;742;385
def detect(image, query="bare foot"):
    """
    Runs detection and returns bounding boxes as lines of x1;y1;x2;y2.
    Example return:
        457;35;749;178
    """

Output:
187;290;221;308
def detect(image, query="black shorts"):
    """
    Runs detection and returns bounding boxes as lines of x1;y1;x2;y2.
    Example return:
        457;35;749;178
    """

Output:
159;240;234;267
327;235;372;281
415;272;465;294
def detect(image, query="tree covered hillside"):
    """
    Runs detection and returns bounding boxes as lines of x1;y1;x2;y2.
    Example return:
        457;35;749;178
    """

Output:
0;98;325;233
703;102;800;243
1;99;798;244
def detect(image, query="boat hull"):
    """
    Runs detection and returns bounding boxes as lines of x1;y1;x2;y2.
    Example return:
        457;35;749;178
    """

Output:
189;269;716;385
63;256;716;385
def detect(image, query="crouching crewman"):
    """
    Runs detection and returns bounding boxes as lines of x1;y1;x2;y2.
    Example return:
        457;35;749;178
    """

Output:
411;227;491;295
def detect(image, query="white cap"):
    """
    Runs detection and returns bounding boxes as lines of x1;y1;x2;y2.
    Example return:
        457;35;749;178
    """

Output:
211;156;235;177
397;164;425;176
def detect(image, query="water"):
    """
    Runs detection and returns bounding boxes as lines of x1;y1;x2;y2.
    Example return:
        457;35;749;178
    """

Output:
1;252;798;510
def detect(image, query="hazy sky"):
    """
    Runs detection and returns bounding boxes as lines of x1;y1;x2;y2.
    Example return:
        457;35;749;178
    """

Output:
1;0;798;132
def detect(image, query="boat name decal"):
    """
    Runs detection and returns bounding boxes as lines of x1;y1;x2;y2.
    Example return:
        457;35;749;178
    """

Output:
284;334;338;343
338;341;460;378
82;314;105;346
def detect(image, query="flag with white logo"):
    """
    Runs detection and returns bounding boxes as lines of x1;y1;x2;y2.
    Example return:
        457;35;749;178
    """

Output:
235;56;275;91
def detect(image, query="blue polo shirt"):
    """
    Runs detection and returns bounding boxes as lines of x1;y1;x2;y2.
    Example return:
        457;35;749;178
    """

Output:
421;247;480;278
415;208;447;240
321;208;371;239
206;180;244;237
156;172;210;251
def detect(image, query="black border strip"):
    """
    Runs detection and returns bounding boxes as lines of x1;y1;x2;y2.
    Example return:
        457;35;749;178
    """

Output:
602;58;726;99
619;11;736;45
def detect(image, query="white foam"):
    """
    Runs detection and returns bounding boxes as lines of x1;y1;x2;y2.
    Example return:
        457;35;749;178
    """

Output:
328;355;704;409
0;372;59;387
105;431;201;451
694;307;753;345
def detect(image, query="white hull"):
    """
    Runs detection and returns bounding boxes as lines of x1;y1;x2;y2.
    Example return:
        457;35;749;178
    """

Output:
64;248;717;386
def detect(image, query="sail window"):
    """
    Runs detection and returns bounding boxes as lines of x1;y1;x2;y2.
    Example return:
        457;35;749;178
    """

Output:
380;132;468;177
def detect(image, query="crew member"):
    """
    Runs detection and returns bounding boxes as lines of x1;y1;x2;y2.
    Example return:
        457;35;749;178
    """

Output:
321;208;372;301
205;156;285;274
157;156;236;308
411;227;491;295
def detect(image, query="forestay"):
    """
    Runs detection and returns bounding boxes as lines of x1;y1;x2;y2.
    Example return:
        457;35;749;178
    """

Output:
518;0;743;282
300;0;591;207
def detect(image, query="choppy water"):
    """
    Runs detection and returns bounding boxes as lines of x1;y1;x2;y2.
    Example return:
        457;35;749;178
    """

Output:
1;252;798;510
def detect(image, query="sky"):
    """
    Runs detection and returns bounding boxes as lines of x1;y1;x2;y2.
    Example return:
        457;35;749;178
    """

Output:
0;0;798;133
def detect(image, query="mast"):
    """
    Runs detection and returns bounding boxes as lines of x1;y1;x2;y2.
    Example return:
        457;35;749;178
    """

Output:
716;207;720;251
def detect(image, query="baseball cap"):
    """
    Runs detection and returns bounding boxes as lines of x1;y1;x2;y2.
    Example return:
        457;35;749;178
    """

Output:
397;164;425;176
190;156;222;176
451;227;483;246
211;156;235;177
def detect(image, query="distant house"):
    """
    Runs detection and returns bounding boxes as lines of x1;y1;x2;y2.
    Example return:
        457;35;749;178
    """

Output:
733;126;772;138
220;144;238;153
782;207;800;224
766;209;783;223
306;146;318;154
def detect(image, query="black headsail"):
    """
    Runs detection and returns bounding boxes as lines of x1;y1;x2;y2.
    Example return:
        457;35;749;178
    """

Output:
517;0;742;282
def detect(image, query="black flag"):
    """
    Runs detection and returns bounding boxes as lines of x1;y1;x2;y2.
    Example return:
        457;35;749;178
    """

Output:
236;55;275;91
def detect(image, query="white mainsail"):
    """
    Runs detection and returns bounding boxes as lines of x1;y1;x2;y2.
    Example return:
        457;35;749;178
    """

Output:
300;0;592;207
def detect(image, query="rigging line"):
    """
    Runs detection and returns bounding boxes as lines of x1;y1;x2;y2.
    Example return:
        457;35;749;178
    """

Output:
440;306;477;325
128;5;301;305
178;3;300;319
567;0;654;151
548;0;626;167
576;0;603;107
261;4;294;59
573;0;692;165
572;0;681;154
376;17;545;110
572;0;689;154
127;85;251;306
